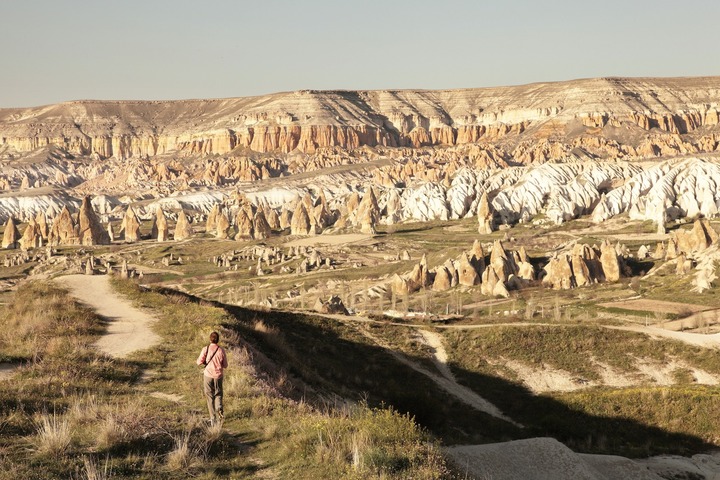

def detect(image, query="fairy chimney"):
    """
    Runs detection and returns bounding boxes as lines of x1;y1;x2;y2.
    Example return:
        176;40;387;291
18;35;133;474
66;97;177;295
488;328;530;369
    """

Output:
477;192;495;234
49;206;79;245
279;208;293;230
120;206;141;243
2;217;20;249
79;196;111;245
253;209;272;240
215;209;230;239
291;202;312;236
151;206;169;242
235;208;254;239
174;210;193;241
206;204;220;235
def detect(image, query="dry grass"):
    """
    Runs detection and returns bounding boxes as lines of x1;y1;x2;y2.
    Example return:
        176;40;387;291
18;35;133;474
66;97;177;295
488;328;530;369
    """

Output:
165;432;203;472
96;398;156;450
35;411;72;457
82;455;114;480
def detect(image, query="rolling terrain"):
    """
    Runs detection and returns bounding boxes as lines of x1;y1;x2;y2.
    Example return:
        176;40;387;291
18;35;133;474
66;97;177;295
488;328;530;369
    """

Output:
3;77;720;478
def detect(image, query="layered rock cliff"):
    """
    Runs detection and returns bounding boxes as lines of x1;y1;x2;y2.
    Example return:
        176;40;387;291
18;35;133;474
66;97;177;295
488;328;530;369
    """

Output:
2;77;719;160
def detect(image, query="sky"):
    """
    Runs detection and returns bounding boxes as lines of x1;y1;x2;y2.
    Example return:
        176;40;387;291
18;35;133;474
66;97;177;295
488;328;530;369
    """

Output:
1;0;718;107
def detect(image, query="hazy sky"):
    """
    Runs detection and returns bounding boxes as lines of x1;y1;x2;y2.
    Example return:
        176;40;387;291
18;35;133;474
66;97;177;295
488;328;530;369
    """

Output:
1;0;718;107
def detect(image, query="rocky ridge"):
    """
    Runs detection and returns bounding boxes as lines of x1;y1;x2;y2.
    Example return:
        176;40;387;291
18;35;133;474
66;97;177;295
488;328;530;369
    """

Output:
2;77;720;160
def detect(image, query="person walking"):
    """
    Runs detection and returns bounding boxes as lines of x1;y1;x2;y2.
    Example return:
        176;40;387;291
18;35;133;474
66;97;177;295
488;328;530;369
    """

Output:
196;331;228;424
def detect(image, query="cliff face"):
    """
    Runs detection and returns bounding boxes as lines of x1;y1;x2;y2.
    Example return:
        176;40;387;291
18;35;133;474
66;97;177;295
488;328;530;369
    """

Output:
1;77;720;159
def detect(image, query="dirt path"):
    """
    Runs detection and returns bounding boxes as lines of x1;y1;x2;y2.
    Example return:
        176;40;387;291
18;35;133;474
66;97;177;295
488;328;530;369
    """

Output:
55;274;161;358
328;316;520;426
599;299;710;316
283;233;373;248
607;324;720;349
418;330;454;381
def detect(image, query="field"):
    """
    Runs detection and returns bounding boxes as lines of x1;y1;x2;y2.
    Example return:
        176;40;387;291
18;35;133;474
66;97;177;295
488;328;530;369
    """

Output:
3;210;720;478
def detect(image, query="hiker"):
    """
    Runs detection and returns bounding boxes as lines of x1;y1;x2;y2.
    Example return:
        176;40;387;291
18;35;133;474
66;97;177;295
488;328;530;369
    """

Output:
196;331;228;424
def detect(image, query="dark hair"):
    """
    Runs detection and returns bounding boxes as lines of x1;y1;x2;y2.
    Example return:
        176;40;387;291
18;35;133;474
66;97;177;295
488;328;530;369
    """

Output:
210;331;219;344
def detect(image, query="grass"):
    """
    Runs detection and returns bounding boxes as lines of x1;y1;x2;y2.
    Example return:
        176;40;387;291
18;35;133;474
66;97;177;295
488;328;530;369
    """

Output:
111;278;453;478
34;411;72;457
439;323;720;456
0;279;451;478
6;210;720;473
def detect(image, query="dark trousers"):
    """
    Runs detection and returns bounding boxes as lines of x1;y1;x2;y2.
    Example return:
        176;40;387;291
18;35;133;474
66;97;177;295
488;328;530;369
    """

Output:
203;375;224;420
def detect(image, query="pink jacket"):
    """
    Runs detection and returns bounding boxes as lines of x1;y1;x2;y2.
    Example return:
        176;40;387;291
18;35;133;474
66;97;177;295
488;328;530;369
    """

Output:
196;344;228;379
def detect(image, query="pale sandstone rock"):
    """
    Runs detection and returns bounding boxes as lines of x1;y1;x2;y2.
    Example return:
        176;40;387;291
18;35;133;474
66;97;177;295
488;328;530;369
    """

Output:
20;220;42;250
481;266;500;296
291;202;312;236
653;242;666;260
600;240;621;282
35;211;48;240
79;196;110;245
279;208;293;230
120;206;141;242
253;209;272;240
49;206;79;245
477;192;495;234
432;266;452;291
542;255;574;290
391;274;413;296
676;254;692;275
2;217;20;249
445;259;459;287
492;278;510;298
174;210;193;241
489;240;516;281
675;219;716;254
571;255;592;287
470;240;486;277
235;209;254;239
151;206;169;242
215;209;230;239
517;261;535;281
457;253;480;286
206;204;220;235
264;204;281;231
355;187;380;234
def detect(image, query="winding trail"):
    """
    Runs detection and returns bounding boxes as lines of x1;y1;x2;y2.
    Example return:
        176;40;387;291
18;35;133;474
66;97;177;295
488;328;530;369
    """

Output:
55;274;161;358
324;314;521;426
607;324;720;349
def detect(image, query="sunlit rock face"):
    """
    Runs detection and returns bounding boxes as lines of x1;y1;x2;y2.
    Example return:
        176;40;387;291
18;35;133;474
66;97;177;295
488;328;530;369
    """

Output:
0;78;719;168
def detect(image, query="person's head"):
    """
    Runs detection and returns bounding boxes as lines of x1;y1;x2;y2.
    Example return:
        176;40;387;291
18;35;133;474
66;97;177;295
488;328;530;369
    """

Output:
209;331;219;344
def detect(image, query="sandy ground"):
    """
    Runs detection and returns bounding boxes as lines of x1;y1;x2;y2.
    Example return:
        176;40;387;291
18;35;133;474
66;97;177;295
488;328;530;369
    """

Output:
128;263;183;276
599;299;710;315
608;324;720;349
55;274;161;358
660;308;720;332
446;438;662;480
284;233;372;248
447;437;720;480
418;329;455;381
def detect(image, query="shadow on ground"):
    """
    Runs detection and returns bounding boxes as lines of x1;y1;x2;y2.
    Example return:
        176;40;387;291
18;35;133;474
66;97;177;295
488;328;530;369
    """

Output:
157;287;716;458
